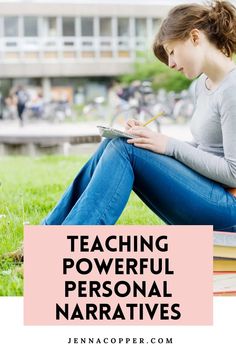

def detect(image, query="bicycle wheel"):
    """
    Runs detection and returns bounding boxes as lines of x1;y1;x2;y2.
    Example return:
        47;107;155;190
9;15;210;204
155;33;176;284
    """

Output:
139;108;161;132
110;107;139;128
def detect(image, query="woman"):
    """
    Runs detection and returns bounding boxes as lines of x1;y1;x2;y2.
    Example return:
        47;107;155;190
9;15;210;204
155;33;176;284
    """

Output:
42;0;236;231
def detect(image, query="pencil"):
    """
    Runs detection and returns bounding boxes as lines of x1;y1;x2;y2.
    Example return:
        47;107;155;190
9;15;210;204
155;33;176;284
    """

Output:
142;111;165;127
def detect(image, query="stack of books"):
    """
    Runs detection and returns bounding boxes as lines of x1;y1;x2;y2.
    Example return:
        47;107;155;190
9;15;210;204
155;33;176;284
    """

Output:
213;231;236;296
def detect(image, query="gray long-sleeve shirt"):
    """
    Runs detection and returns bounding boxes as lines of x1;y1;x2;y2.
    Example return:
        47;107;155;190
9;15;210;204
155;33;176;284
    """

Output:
165;68;236;188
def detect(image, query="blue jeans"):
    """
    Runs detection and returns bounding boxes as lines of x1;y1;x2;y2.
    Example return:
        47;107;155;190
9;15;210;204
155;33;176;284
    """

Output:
42;138;236;231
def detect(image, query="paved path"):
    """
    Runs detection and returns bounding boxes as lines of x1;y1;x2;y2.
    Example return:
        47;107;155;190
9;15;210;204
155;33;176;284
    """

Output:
0;119;192;155
0;120;101;137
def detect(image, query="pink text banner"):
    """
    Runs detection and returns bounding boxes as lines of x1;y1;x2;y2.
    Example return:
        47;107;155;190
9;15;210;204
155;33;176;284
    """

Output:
24;225;213;325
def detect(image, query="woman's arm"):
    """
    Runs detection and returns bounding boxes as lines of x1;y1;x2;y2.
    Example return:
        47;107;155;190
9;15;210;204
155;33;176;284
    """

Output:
165;138;236;188
165;86;236;188
127;85;236;188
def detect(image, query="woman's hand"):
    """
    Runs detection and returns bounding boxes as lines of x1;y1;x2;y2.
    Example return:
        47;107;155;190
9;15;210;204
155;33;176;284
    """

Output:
125;119;143;131
126;125;169;155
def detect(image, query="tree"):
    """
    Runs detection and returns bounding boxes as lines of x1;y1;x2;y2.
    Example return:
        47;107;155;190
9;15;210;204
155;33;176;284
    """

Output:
119;52;192;92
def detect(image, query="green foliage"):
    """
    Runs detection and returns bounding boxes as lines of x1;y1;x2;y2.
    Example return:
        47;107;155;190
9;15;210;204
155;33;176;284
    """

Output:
0;155;162;295
119;53;192;92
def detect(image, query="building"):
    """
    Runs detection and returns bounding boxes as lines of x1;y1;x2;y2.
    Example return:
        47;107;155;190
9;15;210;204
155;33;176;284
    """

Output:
0;0;219;100
0;0;174;99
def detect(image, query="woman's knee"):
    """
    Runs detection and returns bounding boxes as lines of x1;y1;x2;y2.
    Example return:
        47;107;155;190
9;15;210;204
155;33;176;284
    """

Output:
107;138;135;161
110;137;132;152
97;138;112;152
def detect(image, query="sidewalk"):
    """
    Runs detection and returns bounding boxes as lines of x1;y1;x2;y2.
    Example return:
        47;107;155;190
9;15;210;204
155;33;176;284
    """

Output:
0;119;192;155
0;120;100;137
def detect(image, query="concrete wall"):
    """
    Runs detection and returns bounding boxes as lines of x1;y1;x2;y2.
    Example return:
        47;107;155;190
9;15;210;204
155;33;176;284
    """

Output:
0;2;170;78
0;2;170;17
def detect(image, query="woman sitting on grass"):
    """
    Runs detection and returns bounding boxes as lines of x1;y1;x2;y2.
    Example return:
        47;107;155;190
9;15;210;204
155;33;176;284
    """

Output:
42;0;236;232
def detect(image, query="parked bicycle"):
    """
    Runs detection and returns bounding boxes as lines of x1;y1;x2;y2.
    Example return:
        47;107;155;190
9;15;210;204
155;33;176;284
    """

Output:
153;88;194;123
111;81;161;132
82;96;108;121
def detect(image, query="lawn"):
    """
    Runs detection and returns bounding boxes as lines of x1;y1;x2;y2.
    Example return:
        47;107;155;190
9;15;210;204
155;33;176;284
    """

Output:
0;154;163;296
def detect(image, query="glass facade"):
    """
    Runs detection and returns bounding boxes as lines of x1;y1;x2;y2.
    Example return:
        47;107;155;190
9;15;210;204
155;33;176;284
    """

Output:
2;15;161;39
45;17;57;37
99;17;112;37
62;17;75;37
81;17;94;37
24;17;38;37
135;18;147;37
0;14;162;62
117;18;130;37
152;18;161;35
4;17;18;37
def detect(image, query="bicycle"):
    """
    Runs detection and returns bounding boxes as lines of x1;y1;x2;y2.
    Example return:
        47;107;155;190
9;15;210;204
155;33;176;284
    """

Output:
82;96;108;121
111;81;161;132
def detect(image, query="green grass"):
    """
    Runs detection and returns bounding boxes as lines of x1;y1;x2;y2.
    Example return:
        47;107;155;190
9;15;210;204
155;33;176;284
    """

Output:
0;155;163;296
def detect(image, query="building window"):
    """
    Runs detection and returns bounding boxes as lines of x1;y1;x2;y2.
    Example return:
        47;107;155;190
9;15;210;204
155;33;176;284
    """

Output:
99;17;112;37
4;17;19;37
152;18;161;35
81;17;94;37
135;18;147;37
62;17;75;37
44;17;57;37
117;18;130;37
24;17;38;37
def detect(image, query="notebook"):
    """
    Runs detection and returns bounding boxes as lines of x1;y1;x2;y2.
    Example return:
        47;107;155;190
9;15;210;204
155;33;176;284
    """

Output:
97;125;136;139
